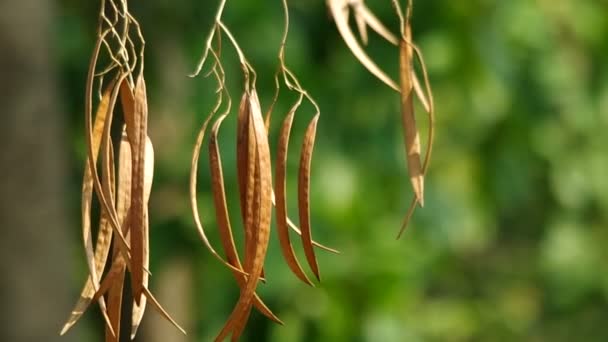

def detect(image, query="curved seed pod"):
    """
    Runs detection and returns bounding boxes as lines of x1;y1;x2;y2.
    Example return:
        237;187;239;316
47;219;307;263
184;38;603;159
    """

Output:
210;115;280;323
236;92;263;280
105;130;132;341
327;0;399;91
211;114;248;270
275;109;313;286
85;79;116;286
298;114;321;281
90;72;132;262
61;79;117;336
397;36;436;239
125;75;149;304
190;113;249;276
399;35;424;207
214;89;273;341
131;136;154;339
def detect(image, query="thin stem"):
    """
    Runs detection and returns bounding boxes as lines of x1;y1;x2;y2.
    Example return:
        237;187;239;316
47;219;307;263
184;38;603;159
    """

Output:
190;0;228;77
218;20;256;90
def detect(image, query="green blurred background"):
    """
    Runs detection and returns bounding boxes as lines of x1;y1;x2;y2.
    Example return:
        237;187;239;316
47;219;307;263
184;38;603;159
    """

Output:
3;0;608;341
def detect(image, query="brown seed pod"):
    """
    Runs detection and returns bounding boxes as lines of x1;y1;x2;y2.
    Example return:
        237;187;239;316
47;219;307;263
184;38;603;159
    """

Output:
298;114;321;281
124;75;149;304
399;37;424;207
214;89;273;341
104;130;131;341
210;113;281;323
276;107;314;286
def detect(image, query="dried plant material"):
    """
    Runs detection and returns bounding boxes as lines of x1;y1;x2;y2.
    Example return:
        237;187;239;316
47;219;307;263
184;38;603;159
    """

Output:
189;55;252;278
286;216;340;254
327;0;399;91
189;1;337;338
412;75;431;114
102;139;122;342
235;92;261;280
394;1;436;237
125;75;148;304
276;106;314;286
141;287;187;335
210;113;280;323
273;0;337;266
246;117;266;282
131;136;154;339
85;45;131;268
64;0;184;338
396;38;435;238
354;3;369;45
213;90;274;342
190;113;249;276
270;191;340;254
399;35;424;206
327;0;436;237
104;131;131;342
105;260;125;342
61;79;116;337
354;1;399;46
298;114;321;281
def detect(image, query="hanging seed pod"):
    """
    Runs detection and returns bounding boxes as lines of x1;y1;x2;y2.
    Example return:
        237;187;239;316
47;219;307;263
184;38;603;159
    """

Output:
297;114;321;281
399;34;424;207
213;89;273;341
61;79;116;337
124;75;149;304
64;1;184;338
276;107;314;286
210;112;281;323
104;130;131;341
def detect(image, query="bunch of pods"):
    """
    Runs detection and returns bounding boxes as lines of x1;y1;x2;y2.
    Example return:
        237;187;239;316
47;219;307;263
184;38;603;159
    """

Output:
62;0;433;341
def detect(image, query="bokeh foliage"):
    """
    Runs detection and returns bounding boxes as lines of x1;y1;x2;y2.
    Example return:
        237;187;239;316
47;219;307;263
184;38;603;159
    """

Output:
57;0;608;341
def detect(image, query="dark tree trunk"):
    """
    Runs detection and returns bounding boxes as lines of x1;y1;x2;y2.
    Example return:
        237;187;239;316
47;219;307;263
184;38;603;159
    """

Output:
0;1;81;341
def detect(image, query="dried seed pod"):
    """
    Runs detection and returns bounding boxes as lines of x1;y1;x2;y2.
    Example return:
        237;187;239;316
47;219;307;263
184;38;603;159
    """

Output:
236;91;263;279
191;113;250;277
131;135;154;339
210;113;281;323
276;108;314;286
124;75;149;304
327;0;399;91
96;73;133;260
298;114;321;281
399;37;424;206
61;79;117;337
105;130;132;341
214;89;273;341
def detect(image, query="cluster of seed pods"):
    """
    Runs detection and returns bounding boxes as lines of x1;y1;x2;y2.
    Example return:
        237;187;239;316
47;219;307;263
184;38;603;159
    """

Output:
328;0;435;237
60;1;184;340
62;1;433;341
189;1;338;340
